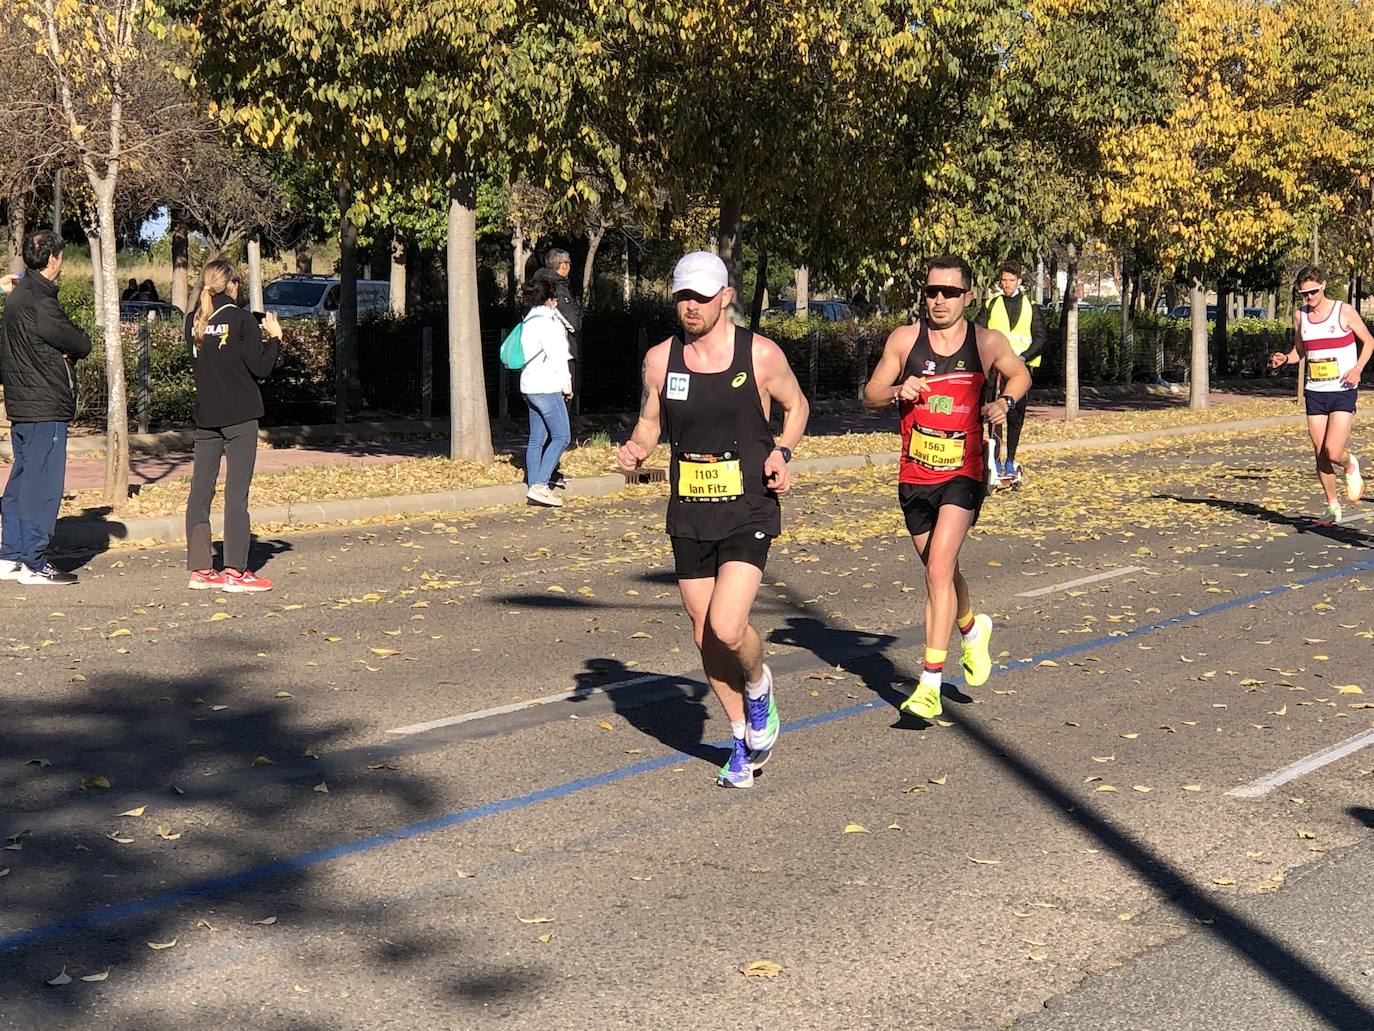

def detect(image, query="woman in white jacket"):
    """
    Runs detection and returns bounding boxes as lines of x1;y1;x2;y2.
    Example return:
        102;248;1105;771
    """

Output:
518;277;575;506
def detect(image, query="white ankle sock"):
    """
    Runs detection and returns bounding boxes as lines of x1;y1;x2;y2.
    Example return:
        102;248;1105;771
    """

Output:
730;719;747;740
745;667;771;700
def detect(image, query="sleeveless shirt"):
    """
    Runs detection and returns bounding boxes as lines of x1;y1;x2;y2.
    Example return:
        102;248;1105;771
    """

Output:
660;327;781;541
897;321;986;486
1300;300;1358;393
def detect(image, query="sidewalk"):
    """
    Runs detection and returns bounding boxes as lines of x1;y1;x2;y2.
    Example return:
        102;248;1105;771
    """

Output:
37;388;1308;553
10;385;1291;494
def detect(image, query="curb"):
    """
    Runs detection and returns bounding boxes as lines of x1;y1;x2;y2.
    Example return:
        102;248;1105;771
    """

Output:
50;412;1306;551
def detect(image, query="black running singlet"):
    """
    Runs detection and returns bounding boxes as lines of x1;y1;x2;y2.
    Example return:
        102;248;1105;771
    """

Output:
660;327;781;541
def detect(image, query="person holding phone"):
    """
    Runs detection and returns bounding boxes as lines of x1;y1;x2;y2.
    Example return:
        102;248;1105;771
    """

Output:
182;259;282;591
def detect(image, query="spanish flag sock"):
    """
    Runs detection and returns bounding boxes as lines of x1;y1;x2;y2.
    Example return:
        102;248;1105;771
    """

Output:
920;647;946;689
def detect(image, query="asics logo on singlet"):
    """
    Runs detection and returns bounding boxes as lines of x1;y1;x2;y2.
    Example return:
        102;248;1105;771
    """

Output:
926;395;954;415
731;372;748;388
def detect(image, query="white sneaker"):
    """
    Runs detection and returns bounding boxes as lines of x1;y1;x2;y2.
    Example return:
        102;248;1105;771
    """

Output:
526;484;563;508
1321;498;1342;525
1345;454;1363;503
0;559;22;581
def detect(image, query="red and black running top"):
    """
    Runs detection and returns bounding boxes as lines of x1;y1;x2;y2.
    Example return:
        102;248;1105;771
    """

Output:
897;321;986;486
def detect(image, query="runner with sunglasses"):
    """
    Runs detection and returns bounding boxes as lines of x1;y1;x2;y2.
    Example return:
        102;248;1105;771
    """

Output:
1270;265;1371;524
863;256;1031;718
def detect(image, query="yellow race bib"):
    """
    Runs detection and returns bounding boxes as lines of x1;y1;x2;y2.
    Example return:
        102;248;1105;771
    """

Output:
677;452;745;500
907;429;965;471
1308;358;1340;382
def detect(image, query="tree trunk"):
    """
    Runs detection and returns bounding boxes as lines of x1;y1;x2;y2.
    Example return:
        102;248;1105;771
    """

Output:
1189;279;1209;410
447;163;494;463
749;250;769;331
583;221;606;307
1062;242;1079;419
1213;281;1229;378
295;237;313;274
715;194;743;298
335;179;360;423
389;231;407;317
51;168;63;234
1118;244;1133;385
795;265;809;319
89;230;105;316
6;192;25;273
170;210;189;312
622;241;631;304
96;187;128;508
1034;255;1045;305
511;218;530;290
246;236;264;312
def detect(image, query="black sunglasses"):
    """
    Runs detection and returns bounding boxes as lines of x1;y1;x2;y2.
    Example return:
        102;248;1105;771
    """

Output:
1297;286;1321;298
924;284;965;300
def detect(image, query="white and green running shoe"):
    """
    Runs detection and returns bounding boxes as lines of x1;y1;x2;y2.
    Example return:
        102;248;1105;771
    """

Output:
745;664;779;766
1319;498;1342;525
717;737;754;788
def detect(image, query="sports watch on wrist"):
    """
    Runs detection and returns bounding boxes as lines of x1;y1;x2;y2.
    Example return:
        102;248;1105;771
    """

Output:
1000;394;1017;411
774;445;793;463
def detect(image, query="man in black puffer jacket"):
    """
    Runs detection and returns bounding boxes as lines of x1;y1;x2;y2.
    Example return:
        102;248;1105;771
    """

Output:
0;230;91;585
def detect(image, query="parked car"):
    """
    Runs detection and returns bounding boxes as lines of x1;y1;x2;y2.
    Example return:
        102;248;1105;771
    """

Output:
119;300;183;324
1243;307;1269;319
764;299;856;321
1167;305;1218;321
263;274;390;321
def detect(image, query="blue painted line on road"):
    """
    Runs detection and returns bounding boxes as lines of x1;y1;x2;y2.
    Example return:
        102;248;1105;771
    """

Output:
5;553;1373;955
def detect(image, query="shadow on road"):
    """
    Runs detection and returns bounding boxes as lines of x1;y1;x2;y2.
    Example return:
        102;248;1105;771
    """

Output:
1152;493;1374;547
0;635;464;1026
1348;806;1374;830
569;658;722;765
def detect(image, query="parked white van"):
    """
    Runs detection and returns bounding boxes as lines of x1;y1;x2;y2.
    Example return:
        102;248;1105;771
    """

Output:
262;275;391;321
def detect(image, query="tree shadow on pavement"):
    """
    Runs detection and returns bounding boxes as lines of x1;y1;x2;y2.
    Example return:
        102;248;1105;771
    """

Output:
0;635;502;1028
951;711;1374;1030
1152;493;1374;547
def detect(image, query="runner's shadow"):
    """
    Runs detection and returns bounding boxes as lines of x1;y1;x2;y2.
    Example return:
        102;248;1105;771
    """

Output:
1348;806;1374;829
769;616;973;730
1151;493;1374;547
571;658;724;766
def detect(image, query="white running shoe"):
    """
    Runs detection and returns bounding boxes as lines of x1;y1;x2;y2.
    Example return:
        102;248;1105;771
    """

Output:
0;559;23;581
1345;454;1363;503
1320;498;1342;525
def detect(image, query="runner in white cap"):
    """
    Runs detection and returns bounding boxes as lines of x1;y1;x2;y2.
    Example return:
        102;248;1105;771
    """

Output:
618;251;809;787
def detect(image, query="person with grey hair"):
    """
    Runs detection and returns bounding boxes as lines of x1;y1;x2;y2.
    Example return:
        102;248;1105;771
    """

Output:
532;248;582;489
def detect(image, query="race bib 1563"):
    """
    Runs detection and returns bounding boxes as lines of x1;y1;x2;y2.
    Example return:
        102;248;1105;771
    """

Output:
908;428;965;470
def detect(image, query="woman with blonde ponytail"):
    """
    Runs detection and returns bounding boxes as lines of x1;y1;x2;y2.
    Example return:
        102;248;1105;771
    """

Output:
182;258;283;592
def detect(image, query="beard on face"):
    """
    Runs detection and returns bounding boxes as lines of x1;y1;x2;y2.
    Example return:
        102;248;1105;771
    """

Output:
680;304;721;337
924;304;965;330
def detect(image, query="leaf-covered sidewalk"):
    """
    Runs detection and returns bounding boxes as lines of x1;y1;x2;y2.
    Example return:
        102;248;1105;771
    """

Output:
55;395;1302;521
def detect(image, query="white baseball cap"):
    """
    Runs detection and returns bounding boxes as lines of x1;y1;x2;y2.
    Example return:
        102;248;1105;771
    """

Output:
671;251;729;297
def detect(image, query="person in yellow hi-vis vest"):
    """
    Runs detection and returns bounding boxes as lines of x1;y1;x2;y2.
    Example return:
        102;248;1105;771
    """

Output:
975;261;1046;485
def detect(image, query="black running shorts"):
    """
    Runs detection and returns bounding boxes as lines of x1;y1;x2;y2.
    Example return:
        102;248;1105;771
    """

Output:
671;530;772;580
898;476;985;537
1305;389;1357;417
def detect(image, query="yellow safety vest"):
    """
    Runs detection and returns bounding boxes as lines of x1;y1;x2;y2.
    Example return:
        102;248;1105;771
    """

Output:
986;293;1040;369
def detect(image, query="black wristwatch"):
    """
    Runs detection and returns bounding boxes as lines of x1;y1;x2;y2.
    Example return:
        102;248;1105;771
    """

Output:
773;445;793;463
999;394;1017;411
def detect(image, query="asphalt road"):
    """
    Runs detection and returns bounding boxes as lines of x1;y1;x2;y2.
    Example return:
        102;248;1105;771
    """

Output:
2;425;1373;1030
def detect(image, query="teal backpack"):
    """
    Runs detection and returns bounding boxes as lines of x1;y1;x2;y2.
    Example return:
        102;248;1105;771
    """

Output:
498;323;527;370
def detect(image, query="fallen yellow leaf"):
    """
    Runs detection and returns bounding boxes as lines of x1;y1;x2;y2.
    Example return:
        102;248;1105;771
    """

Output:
843;823;870;834
741;959;783;978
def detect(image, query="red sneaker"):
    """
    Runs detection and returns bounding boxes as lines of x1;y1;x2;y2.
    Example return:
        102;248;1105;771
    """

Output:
187;568;227;590
222;569;272;593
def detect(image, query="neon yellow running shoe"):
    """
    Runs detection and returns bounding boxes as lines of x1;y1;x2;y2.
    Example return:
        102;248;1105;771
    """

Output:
900;683;943;720
1345;453;1363;503
960;613;994;687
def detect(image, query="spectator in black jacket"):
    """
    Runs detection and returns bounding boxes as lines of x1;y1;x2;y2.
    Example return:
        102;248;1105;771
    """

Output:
182;258;282;593
975;261;1046;483
532;248;582;489
0;230;91;585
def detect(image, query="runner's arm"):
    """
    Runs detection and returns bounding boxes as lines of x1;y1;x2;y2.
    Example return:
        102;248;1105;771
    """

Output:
1341;305;1374;385
862;325;919;408
618;342;668;471
754;335;809;493
1272;313;1303;367
977;327;1031;426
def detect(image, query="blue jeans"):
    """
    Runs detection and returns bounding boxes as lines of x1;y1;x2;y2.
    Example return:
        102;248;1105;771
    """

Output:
1;421;68;570
524;393;570;488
